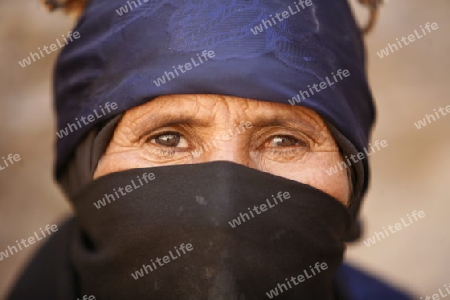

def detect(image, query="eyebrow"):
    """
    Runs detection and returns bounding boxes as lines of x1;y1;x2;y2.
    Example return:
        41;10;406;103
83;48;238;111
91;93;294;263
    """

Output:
250;114;324;134
126;102;327;140
249;118;315;129
135;114;214;131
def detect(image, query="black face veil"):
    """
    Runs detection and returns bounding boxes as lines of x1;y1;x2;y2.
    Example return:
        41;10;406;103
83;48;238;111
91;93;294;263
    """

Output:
70;162;351;299
50;0;375;299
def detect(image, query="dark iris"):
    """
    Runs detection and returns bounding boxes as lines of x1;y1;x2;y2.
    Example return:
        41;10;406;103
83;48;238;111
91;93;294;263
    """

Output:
153;133;180;147
273;136;299;147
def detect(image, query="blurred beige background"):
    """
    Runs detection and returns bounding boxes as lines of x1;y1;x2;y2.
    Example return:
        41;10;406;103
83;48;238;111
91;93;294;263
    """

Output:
0;0;449;298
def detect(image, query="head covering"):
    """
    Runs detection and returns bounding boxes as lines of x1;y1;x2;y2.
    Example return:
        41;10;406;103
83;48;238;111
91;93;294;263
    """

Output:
54;0;375;212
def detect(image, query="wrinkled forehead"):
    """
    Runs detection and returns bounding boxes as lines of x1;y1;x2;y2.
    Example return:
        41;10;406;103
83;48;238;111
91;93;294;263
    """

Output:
122;95;326;128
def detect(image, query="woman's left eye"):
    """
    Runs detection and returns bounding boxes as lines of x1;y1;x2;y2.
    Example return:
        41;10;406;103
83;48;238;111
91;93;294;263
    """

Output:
149;132;188;147
268;135;307;148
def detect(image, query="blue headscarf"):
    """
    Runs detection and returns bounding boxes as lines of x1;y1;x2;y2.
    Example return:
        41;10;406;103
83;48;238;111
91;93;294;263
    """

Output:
54;0;375;204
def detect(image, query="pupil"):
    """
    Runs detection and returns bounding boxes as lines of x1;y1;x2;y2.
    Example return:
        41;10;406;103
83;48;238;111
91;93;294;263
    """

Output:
157;134;180;146
276;136;295;146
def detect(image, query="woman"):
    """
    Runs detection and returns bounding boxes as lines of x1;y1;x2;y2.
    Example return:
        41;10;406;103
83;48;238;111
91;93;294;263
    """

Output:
8;0;411;299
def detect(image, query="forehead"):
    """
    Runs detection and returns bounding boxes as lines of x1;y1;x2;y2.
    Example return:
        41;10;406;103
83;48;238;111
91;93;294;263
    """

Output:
124;94;326;129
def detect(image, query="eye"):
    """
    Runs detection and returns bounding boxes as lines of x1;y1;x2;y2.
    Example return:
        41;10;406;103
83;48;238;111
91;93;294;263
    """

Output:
258;134;310;161
148;132;188;147
267;135;307;148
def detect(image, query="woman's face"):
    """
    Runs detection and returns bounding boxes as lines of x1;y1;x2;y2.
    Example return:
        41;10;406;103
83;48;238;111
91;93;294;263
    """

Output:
94;94;350;204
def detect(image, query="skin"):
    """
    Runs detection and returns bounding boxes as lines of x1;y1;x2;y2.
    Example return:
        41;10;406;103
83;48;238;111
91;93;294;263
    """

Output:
94;94;350;204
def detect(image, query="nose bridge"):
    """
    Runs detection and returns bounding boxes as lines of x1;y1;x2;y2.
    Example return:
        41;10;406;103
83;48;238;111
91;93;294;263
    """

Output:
195;127;251;166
